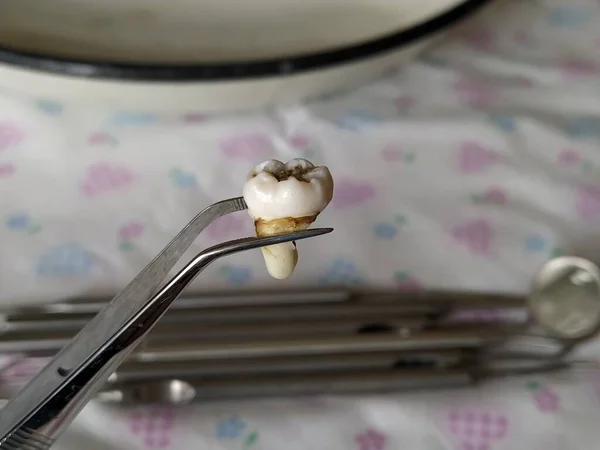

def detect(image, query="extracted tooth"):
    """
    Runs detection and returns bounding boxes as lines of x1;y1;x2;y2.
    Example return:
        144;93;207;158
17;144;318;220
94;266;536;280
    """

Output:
243;158;334;279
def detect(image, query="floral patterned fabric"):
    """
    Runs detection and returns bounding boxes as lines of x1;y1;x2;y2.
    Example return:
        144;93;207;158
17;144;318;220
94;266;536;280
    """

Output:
1;0;600;448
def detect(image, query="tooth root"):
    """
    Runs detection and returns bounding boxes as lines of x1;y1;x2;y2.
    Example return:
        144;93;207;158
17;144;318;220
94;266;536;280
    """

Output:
260;242;298;280
253;217;314;280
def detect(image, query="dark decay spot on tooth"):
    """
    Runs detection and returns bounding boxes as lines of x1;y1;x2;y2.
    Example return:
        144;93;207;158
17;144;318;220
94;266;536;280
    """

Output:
265;166;308;182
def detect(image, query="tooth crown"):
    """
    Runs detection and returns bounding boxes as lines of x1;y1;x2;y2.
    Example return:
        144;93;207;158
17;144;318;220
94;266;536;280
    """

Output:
243;158;334;221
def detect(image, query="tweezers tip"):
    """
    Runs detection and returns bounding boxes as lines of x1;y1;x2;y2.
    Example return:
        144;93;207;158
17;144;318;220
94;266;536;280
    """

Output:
306;227;334;236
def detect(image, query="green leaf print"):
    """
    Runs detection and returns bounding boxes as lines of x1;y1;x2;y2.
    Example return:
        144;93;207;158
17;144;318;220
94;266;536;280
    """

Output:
394;215;406;225
395;271;410;281
244;431;259;449
119;241;135;252
581;160;593;173
27;223;42;235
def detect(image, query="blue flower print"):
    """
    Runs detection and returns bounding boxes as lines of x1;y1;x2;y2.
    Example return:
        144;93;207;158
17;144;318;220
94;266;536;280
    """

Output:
216;416;246;439
313;88;349;102
525;235;548;253
170;168;197;188
219;266;252;286
419;55;448;68
489;115;517;132
548;6;589;28
565;117;600;139
36;100;63;115
334;110;381;131
6;213;30;230
36;243;96;277
374;223;397;240
319;258;364;285
5;213;42;234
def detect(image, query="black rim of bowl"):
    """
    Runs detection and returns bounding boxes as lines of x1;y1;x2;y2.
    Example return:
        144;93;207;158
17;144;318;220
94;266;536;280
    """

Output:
0;0;493;81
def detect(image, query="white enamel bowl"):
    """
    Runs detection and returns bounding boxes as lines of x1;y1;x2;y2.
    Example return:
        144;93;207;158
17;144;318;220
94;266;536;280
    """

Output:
0;0;492;112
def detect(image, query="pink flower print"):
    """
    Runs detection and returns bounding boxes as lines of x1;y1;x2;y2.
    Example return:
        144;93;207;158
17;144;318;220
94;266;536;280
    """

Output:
514;29;533;46
381;145;415;163
452;219;493;255
220;133;272;160
395;271;422;293
290;134;318;158
576;184;600;219
458;29;494;51
119;221;145;241
527;382;560;413
1;358;48;384
88;131;118;146
290;134;311;149
448;409;508;450
129;407;176;449
394;94;416;110
474;187;507;205
381;145;401;161
183;112;207;123
0;355;23;371
0;122;23;151
0;163;15;177
557;149;580;166
397;279;422;293
458;142;498;174
118;221;145;252
331;179;376;209
454;79;496;108
80;163;134;197
561;59;598;79
356;429;387;450
483;187;506;204
510;76;533;88
206;214;248;240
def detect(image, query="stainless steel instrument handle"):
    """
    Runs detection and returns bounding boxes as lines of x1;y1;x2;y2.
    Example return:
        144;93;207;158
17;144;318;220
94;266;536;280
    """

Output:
0;197;247;446
0;228;331;449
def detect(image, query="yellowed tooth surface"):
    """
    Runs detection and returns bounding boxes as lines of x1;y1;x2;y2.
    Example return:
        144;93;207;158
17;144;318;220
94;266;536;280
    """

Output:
260;243;298;279
242;158;333;279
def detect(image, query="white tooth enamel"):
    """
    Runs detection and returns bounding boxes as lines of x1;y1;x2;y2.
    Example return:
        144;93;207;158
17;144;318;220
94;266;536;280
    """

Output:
243;158;333;221
242;158;334;279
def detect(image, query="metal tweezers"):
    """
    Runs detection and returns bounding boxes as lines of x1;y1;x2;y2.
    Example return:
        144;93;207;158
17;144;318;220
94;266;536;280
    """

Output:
0;197;333;449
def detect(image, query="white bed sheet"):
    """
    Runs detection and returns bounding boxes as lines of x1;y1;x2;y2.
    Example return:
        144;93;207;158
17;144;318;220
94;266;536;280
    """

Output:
1;0;600;448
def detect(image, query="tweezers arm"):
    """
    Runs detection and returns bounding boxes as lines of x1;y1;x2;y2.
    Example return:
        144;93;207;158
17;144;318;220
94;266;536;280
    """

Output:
0;226;332;448
0;259;202;448
0;197;247;446
24;267;201;440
